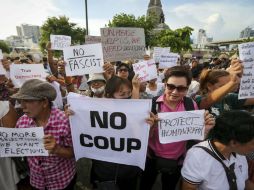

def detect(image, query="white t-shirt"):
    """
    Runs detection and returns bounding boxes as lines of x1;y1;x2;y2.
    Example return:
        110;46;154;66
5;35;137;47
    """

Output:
181;140;248;190
146;83;164;97
186;80;200;97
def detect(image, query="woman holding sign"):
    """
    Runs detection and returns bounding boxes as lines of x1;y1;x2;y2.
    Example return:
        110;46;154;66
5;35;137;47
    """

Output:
140;66;215;190
12;79;76;190
196;59;254;117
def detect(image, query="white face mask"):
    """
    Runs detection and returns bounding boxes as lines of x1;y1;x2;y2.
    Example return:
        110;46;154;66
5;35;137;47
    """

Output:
91;86;105;95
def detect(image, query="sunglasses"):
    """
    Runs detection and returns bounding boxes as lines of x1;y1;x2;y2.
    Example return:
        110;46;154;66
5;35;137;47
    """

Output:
119;68;128;72
166;83;188;92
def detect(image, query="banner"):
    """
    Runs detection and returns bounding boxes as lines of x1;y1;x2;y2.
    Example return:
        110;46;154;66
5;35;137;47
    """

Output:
50;35;71;50
238;42;254;99
133;59;157;82
67;94;151;169
153;47;170;63
159;52;179;69
10;64;47;88
63;43;104;76
85;35;101;44
101;27;146;62
158;110;205;144
0;127;48;157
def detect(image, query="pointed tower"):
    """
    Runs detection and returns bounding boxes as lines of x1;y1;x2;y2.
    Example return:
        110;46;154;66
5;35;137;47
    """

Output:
147;0;169;30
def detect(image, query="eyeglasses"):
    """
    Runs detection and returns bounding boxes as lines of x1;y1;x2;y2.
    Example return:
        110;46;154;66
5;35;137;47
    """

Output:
166;83;188;92
119;68;128;72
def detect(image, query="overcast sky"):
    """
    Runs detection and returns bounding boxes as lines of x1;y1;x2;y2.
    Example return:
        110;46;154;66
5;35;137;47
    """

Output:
0;0;254;41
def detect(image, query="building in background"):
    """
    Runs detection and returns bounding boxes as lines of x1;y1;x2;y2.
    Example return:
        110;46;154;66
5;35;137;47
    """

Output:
240;27;254;39
16;24;41;43
147;0;169;31
197;29;213;48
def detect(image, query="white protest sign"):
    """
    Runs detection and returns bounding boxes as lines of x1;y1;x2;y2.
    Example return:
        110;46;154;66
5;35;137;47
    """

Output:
67;96;151;169
133;59;157;82
50;35;71;50
101;27;146;62
159;52;178;69
10;64;47;88
153;47;170;63
158;110;205;144
0;127;48;157
85;35;101;44
63;43;104;76
0;49;3;60
238;42;254;99
0;62;6;75
51;81;63;110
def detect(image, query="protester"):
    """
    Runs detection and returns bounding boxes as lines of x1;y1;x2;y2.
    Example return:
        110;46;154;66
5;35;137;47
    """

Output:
90;75;155;190
116;62;130;79
0;101;20;190
196;59;254;116
140;66;215;190
11;79;76;190
181;110;254;190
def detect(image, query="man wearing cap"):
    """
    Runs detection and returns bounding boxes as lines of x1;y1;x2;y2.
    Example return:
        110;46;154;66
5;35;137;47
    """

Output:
12;79;76;190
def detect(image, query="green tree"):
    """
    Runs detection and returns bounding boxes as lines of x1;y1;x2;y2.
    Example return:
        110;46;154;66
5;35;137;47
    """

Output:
151;26;193;53
0;40;10;53
108;13;157;47
39;16;86;57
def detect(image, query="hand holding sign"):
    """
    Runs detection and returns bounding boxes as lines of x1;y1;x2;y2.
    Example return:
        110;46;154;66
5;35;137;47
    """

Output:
43;134;57;154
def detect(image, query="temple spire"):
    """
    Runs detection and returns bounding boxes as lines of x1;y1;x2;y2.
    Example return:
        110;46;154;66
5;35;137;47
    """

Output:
148;0;162;8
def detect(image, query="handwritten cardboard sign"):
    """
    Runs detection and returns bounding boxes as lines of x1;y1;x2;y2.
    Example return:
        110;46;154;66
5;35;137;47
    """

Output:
0;127;48;157
10;64;47;88
101;27;146;62
238;42;254;99
50;35;71;50
85;35;101;44
153;47;170;63
159;52;179;69
158;110;205;144
0;49;3;60
133;59;157;82
63;43;104;76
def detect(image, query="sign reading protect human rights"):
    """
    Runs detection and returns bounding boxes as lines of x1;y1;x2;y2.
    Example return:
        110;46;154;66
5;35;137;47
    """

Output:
158;110;205;144
10;64;47;88
50;35;71;50
133;59;157;82
63;43;104;76
0;127;48;157
238;42;254;99
101;27;146;62
67;94;151;169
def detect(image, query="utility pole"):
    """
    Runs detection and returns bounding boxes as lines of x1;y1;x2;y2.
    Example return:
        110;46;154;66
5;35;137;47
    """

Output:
85;0;88;35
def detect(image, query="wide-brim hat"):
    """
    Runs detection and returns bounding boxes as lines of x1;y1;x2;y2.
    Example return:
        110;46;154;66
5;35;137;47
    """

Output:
87;73;106;84
11;79;57;101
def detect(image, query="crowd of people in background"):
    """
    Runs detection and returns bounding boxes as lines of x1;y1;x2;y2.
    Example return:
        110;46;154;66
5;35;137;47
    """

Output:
1;42;254;190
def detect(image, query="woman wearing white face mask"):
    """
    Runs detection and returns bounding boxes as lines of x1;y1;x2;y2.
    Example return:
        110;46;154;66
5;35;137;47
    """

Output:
86;73;106;98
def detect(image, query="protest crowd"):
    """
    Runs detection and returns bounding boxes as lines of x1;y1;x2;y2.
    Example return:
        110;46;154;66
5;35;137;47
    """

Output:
1;30;254;190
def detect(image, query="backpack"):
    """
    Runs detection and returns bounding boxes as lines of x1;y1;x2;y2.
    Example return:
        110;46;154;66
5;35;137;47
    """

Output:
151;96;195;114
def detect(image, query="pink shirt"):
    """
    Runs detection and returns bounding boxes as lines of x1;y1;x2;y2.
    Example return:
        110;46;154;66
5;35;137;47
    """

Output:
16;108;76;190
149;95;199;159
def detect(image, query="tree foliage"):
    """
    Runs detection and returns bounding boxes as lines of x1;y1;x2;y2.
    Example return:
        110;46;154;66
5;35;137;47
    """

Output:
150;26;193;53
0;40;10;53
39;16;86;57
107;13;193;52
